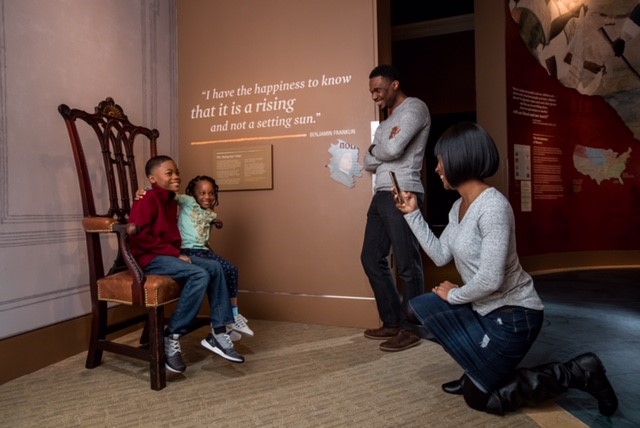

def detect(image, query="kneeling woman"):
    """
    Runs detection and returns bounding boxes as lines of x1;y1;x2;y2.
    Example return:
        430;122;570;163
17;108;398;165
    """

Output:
394;122;617;416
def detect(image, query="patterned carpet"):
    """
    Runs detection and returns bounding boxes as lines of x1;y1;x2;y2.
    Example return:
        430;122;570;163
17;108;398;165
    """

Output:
0;319;582;428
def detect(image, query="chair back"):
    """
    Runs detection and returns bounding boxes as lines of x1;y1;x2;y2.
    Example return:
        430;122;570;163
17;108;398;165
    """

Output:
59;97;159;222
59;97;160;282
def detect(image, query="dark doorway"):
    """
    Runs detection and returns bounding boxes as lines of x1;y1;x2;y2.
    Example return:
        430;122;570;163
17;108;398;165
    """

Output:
422;111;476;234
390;2;476;233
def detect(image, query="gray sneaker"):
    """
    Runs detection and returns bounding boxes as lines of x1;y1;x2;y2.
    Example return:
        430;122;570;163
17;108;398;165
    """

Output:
201;332;245;363
164;333;186;373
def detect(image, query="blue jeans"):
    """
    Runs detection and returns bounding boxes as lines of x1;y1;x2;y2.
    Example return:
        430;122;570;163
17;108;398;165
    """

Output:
182;248;239;298
144;255;234;335
361;191;425;328
409;292;543;392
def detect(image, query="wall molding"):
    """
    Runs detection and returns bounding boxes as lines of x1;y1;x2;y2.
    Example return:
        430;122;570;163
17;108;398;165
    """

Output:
0;0;162;245
0;0;174;341
0;284;88;313
169;0;179;158
0;0;9;225
0;229;84;248
392;14;474;41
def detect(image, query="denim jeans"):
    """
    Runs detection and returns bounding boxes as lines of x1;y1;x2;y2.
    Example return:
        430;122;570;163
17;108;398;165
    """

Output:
144;255;234;335
182;248;239;298
409;292;543;392
361;191;425;328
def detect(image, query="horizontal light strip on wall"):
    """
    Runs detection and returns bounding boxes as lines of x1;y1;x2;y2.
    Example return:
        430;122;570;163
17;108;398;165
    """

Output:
238;289;375;301
191;133;307;145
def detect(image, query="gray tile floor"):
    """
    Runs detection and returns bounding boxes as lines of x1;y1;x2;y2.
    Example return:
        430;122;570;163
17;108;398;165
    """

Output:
522;268;640;428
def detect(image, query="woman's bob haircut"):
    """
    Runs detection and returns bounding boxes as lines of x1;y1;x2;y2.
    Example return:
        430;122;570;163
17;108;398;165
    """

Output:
433;122;500;188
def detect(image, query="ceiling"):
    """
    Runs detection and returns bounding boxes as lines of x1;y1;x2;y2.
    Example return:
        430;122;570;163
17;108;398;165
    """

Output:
390;1;474;26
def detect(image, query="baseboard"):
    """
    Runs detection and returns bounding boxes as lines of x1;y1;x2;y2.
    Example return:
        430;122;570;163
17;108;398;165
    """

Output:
238;291;380;329
0;305;147;385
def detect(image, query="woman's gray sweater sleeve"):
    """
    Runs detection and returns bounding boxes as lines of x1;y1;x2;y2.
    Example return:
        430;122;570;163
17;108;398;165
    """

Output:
404;210;453;266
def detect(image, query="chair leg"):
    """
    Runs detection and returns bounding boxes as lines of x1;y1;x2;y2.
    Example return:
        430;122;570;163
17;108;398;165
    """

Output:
85;301;107;369
148;306;166;390
139;320;150;346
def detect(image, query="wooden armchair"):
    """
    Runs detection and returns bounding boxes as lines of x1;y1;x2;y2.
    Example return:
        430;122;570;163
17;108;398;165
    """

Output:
58;97;181;390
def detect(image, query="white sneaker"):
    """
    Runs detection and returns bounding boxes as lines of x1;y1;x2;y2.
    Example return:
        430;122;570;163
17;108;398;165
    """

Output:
226;328;242;342
229;313;254;336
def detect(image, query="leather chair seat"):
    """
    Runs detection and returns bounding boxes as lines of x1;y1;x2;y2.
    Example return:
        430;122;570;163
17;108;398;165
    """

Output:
98;272;182;307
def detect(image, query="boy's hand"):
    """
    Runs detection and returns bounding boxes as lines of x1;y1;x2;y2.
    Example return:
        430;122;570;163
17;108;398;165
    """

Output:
179;254;191;263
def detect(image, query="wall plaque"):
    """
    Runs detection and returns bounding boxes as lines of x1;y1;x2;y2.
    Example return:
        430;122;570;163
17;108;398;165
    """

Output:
212;144;273;191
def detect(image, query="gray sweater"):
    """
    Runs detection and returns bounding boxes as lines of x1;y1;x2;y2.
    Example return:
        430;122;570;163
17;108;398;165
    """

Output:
404;187;544;316
364;97;430;194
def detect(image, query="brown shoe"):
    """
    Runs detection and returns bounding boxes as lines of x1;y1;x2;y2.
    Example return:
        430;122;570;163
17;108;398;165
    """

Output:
379;330;421;352
364;326;401;340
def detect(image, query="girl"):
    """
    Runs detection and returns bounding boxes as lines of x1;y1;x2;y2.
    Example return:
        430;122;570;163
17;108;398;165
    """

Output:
176;175;254;339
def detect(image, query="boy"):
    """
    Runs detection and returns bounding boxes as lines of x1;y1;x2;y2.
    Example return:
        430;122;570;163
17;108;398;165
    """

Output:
129;155;244;373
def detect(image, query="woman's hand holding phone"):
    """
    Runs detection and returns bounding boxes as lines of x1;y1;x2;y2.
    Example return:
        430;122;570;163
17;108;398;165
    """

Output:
389;172;419;214
395;191;419;214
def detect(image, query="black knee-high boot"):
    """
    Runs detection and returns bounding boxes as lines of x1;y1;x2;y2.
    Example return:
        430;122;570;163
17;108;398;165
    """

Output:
485;353;618;417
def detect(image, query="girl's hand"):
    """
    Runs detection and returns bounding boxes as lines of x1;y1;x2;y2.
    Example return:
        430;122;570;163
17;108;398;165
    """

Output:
394;191;419;214
432;280;458;301
134;188;147;200
178;254;191;263
213;219;223;229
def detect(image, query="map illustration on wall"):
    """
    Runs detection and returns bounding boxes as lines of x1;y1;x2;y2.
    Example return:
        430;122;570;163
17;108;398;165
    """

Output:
506;0;640;255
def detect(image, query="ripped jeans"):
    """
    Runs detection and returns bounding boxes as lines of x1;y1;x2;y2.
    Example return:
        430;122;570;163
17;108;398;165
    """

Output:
408;293;543;392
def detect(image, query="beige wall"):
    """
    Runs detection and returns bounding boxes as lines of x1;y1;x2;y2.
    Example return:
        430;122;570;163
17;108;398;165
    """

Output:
176;0;380;328
475;0;508;193
0;0;177;381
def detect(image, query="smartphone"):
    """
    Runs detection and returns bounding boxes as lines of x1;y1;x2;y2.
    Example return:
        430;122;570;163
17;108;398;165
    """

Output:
389;171;405;204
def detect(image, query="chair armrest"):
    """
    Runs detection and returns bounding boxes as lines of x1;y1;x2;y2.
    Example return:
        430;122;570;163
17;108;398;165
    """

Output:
82;217;143;282
82;217;147;305
112;223;145;290
82;216;120;233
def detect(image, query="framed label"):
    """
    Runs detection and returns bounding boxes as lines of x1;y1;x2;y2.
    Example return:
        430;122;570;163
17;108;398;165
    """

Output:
212;144;273;191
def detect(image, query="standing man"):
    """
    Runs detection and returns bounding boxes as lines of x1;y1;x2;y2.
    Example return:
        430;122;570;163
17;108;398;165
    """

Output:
361;64;431;352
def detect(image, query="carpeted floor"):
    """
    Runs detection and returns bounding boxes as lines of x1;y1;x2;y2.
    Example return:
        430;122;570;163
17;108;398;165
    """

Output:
0;319;580;428
3;268;636;427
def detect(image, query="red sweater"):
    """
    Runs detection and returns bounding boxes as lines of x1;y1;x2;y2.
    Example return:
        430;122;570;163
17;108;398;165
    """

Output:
128;184;181;269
